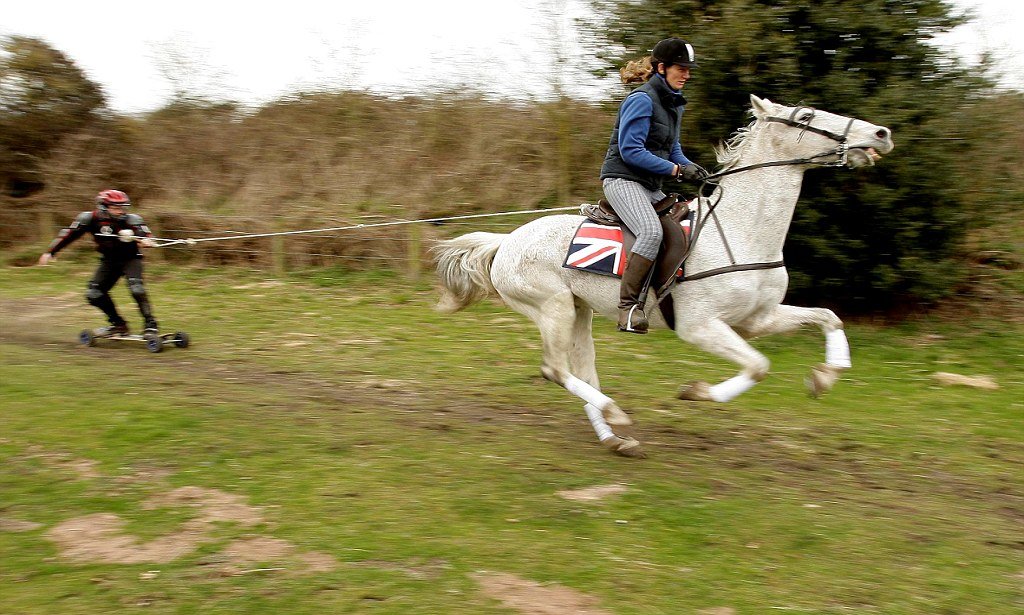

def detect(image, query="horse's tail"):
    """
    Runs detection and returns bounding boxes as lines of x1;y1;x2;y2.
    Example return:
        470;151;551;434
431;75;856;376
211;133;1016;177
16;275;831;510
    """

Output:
432;232;505;313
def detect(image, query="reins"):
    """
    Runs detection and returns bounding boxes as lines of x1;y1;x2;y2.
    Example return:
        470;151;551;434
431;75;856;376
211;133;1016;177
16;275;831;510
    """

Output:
678;108;854;283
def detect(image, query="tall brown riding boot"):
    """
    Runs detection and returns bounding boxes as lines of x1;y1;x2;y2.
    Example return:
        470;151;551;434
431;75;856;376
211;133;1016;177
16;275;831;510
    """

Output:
617;253;655;334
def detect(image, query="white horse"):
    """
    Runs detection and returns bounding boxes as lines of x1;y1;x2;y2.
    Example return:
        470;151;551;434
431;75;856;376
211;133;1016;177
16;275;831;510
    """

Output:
433;95;894;457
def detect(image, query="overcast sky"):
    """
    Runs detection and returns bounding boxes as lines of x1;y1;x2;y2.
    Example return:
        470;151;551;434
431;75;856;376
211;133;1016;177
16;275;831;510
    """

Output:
2;0;1021;113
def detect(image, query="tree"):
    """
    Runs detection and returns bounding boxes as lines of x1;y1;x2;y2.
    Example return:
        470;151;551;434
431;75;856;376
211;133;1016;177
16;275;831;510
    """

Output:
587;0;993;311
0;36;106;196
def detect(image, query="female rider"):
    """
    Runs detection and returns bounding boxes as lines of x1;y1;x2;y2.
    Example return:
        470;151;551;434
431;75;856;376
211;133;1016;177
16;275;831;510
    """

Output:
600;37;707;334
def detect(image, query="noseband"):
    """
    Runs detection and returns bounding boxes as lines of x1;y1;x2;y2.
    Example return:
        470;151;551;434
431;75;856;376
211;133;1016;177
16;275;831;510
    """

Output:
763;106;854;167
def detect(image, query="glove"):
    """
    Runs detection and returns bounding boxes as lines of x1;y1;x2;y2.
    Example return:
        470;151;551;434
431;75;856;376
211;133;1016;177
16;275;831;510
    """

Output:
677;163;708;182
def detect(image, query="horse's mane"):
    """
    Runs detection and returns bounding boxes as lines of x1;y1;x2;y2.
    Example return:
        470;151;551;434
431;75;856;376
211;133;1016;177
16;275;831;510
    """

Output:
714;110;765;171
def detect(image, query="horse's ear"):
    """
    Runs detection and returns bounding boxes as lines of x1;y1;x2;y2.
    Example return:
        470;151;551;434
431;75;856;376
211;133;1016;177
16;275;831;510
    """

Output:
750;94;774;118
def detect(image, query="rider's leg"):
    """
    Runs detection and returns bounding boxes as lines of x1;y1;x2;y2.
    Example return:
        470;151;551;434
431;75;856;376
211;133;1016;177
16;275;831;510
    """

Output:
86;258;127;331
124;258;158;331
603;178;663;333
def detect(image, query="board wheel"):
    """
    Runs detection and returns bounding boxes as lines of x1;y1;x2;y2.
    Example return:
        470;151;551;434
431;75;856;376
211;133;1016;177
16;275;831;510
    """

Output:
144;332;163;353
173;331;190;348
79;329;96;346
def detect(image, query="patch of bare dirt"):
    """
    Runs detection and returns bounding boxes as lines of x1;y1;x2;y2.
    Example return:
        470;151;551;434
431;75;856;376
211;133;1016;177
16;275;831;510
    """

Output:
349;557;449;580
214;536;338;576
0;517;42;532
222;536;294;560
299;550;340;573
44;483;336;575
142;486;263;526
473;572;612;615
23;445;100;479
46;513;209;564
555;484;627;502
0;292;79;322
46;486;264;565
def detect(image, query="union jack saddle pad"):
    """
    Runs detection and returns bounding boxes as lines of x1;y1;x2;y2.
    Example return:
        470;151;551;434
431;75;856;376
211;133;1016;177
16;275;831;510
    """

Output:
562;216;694;279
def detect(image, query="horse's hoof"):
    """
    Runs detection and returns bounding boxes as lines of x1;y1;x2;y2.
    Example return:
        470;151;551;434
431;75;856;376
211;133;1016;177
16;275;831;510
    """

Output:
602;403;633;426
677;381;712;401
602;435;646;458
807;364;842;398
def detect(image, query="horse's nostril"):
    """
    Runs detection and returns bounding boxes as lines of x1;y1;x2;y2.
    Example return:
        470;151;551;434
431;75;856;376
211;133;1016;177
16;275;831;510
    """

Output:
876;128;889;140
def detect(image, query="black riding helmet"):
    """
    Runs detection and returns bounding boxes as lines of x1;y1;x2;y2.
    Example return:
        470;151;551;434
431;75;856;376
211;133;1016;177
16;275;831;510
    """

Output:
651;38;698;69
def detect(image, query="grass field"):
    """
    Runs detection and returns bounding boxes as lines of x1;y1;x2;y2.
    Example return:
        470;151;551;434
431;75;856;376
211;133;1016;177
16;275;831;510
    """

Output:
1;260;1022;614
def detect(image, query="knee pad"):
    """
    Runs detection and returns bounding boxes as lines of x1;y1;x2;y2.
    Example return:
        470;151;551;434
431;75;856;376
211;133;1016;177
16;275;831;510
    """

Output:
127;278;147;298
85;286;105;301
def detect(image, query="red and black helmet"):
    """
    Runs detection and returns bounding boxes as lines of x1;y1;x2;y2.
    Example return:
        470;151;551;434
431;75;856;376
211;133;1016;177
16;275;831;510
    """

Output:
96;189;131;214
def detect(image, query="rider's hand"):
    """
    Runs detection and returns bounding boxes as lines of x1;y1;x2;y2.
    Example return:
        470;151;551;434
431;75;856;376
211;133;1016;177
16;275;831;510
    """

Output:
38;253;54;266
678;163;708;182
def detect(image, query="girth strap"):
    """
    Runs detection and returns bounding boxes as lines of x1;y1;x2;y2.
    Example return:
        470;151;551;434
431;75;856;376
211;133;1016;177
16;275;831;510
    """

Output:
681;260;785;282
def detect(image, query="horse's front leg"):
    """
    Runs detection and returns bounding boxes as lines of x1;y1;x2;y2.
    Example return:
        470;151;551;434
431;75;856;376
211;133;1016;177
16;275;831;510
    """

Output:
739;304;851;397
675;318;770;402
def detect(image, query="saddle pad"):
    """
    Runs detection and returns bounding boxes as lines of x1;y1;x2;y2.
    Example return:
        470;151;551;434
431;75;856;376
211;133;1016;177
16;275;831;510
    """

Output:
562;222;627;277
563;214;694;279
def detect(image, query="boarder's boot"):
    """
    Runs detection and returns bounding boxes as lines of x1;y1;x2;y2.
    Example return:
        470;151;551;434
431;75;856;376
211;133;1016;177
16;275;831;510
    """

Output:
617;253;655;334
143;320;159;339
94;322;129;337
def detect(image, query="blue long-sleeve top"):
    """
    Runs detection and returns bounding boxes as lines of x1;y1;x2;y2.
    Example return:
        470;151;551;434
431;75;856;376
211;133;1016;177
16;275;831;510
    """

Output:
617;75;693;176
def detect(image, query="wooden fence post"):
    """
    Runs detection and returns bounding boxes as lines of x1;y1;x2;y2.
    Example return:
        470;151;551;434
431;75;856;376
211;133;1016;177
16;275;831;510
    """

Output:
271;234;287;276
38;210;55;245
407;223;422;282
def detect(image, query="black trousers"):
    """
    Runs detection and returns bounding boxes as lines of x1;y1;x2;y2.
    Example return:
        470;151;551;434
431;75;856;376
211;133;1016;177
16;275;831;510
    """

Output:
86;257;156;328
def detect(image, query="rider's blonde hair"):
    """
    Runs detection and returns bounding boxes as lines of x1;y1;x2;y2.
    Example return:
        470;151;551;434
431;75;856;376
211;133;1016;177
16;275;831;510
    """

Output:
620;55;655;85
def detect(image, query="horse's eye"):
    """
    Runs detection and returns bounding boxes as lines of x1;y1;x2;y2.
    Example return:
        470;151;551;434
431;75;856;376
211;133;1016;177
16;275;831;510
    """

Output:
798;112;813;122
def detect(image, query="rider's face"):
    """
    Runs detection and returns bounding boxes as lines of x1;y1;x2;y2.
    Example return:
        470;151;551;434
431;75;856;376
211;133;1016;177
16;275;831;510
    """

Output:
662;64;691;90
107;205;125;218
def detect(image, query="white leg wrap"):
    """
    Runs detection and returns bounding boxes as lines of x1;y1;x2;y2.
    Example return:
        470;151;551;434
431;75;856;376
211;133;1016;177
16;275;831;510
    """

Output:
825;329;852;368
564;375;613;411
708;374;757;403
584;403;615;442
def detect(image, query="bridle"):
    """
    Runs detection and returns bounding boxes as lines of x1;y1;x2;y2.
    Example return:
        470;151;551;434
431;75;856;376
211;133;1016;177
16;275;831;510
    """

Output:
703;106;855;183
675;106;856;285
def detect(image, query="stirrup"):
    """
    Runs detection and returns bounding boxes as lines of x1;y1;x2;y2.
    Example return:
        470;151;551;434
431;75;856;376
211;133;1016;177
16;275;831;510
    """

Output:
617;305;648;334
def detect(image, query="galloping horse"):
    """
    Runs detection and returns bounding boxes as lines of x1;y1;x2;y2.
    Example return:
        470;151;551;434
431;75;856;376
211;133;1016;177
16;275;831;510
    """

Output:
433;95;894;457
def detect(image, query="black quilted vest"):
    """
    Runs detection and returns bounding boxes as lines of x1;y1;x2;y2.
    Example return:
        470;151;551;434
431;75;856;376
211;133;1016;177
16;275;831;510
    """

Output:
600;75;686;191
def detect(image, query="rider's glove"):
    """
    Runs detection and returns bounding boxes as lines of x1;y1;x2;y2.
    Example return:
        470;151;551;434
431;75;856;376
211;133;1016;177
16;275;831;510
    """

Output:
677;163;708;182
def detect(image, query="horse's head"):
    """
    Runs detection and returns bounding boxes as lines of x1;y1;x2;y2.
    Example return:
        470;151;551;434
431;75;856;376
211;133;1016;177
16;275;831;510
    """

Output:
750;94;894;168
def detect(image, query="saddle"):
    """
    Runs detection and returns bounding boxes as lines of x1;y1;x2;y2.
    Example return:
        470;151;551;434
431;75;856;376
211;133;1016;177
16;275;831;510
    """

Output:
580;194;693;300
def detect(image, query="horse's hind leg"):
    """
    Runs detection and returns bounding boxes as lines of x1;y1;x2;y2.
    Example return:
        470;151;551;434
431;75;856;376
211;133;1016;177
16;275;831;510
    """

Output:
568;299;643;450
739;304;851;397
504;292;643;458
569;298;600;389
